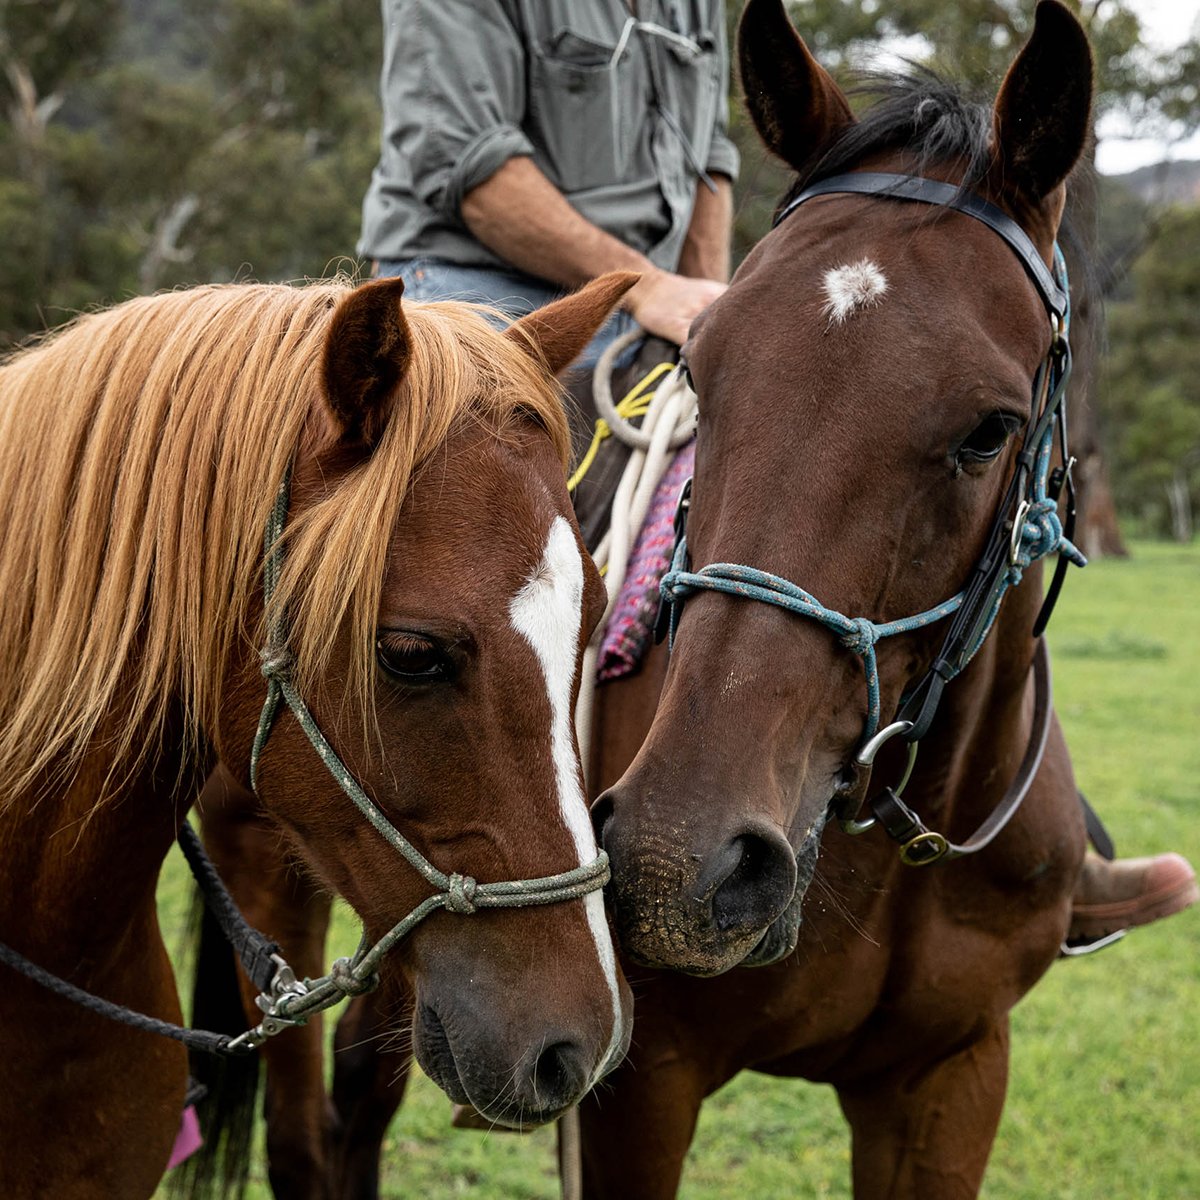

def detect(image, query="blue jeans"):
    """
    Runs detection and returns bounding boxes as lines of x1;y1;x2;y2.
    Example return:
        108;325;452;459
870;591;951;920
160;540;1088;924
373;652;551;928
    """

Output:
376;258;639;371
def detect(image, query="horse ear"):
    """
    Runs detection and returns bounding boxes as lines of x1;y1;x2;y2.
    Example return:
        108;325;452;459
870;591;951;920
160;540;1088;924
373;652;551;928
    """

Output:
505;272;640;376
737;0;855;173
321;276;412;445
991;0;1093;206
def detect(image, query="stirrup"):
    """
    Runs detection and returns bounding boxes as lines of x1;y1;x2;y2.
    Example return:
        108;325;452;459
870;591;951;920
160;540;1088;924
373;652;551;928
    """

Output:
1058;928;1127;957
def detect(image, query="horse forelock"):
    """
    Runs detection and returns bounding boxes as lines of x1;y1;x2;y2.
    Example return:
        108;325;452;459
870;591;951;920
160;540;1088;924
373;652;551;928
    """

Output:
780;67;996;214
0;282;569;806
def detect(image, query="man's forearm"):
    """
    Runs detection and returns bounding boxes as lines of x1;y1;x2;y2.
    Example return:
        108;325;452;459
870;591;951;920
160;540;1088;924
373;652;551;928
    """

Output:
460;156;729;345
460;156;651;288
677;175;733;283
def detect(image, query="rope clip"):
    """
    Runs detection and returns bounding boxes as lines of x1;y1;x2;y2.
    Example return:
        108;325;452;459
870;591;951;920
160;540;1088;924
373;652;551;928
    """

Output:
224;1010;304;1053
221;955;313;1052
262;952;308;1005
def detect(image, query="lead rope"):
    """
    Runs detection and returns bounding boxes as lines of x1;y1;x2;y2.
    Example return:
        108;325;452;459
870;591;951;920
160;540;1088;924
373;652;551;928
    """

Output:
560;333;696;1200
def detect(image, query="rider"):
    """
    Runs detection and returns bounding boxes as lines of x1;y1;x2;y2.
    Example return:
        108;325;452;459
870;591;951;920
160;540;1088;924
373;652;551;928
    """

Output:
358;1;733;364
357;0;1196;945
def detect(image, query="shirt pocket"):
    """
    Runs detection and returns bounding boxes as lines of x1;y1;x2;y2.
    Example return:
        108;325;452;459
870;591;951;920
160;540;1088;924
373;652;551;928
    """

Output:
657;30;720;177
528;28;650;193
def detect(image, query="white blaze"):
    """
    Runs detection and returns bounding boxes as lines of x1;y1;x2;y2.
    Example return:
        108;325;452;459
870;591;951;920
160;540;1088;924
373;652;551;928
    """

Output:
509;515;624;1076
822;258;888;325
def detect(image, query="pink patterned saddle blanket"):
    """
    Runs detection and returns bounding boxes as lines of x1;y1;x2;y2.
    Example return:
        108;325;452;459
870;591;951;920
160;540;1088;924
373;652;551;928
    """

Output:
596;440;694;682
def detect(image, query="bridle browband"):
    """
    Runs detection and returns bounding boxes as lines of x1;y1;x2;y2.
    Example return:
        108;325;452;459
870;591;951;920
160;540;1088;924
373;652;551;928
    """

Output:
0;466;611;1055
773;172;1069;318
657;172;1086;868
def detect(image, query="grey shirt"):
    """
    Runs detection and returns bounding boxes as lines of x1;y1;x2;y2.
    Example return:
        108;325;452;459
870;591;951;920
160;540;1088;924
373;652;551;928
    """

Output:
359;0;739;275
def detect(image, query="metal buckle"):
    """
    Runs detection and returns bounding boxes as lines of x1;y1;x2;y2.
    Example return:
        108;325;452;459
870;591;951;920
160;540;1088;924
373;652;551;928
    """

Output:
899;830;949;866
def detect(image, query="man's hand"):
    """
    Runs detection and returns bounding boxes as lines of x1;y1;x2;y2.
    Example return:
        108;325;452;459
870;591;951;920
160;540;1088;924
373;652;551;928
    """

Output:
625;268;727;346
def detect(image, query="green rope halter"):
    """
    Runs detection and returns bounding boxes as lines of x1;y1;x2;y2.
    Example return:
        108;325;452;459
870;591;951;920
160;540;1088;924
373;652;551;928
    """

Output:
232;466;611;1050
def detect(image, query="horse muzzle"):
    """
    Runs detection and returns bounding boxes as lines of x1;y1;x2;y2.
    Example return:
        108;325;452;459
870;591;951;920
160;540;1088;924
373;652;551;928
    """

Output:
596;789;798;974
413;995;615;1128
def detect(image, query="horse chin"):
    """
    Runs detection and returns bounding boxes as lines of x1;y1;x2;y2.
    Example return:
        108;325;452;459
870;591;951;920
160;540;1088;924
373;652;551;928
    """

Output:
618;922;763;977
739;812;827;969
411;996;596;1129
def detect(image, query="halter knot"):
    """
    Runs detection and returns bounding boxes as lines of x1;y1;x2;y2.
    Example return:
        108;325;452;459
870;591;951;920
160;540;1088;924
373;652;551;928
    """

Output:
659;571;692;603
330;957;377;997
259;647;295;681
839;617;880;657
446;873;478;914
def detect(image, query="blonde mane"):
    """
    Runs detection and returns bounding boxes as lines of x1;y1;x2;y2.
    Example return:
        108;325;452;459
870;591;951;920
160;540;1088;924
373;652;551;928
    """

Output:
0;281;569;803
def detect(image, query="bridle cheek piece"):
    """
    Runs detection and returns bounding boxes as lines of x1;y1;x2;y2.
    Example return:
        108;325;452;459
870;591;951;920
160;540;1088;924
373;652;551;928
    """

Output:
656;172;1086;868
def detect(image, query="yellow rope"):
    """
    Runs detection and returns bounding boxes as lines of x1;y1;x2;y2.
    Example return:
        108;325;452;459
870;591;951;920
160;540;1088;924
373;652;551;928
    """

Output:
566;362;675;493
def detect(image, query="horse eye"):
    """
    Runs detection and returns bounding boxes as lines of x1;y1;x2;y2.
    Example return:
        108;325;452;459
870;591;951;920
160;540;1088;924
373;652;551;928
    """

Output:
956;413;1021;468
376;632;453;683
679;355;696;393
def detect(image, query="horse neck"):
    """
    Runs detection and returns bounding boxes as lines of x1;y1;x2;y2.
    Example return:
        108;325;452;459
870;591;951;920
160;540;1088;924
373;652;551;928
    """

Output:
0;696;206;959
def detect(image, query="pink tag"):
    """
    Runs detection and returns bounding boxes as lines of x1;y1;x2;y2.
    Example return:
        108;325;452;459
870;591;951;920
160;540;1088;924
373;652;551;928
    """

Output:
167;1104;203;1170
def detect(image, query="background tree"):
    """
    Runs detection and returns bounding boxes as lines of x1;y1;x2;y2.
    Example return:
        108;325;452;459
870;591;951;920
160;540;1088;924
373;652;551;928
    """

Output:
0;0;380;344
1102;205;1200;541
3;0;1197;549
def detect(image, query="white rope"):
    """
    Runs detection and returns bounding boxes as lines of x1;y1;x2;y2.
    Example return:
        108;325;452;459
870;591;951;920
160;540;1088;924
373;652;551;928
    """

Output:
559;334;698;1200
574;339;696;764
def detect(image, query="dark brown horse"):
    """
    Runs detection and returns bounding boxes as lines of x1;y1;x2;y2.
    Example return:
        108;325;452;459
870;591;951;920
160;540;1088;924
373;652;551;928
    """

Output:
190;3;1104;1197
0;271;638;1197
583;1;1094;1194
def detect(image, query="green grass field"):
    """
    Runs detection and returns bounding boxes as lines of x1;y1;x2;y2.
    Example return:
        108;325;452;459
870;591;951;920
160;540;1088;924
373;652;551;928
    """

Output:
156;541;1199;1199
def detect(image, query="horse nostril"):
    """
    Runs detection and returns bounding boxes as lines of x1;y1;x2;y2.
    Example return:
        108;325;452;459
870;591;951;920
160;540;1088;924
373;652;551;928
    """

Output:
590;793;615;846
707;831;797;934
529;1040;589;1111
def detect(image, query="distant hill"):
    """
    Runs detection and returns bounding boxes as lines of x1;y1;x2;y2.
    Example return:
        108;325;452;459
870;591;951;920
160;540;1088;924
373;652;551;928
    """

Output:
1105;159;1200;207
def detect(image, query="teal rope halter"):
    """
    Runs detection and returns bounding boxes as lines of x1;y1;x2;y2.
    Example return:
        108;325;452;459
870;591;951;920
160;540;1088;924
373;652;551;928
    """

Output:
232;467;611;1049
661;555;965;741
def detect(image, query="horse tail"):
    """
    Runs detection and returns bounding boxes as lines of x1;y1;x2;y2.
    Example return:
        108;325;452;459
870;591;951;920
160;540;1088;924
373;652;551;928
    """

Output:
170;898;261;1200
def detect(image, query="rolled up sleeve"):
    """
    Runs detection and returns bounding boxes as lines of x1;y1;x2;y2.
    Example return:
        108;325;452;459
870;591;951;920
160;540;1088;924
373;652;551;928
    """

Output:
381;0;534;220
706;129;740;181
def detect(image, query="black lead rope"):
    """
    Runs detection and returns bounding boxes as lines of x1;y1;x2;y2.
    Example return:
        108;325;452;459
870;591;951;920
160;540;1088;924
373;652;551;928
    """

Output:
0;936;239;1055
176;822;282;996
0;823;286;1056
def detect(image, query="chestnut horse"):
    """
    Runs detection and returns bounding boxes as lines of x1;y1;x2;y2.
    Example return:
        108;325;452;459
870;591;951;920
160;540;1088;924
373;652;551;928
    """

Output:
0;271;638;1198
189;3;1101;1197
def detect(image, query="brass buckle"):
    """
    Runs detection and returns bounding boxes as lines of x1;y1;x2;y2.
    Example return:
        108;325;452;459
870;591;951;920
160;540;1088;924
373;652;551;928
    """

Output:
899;831;949;867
